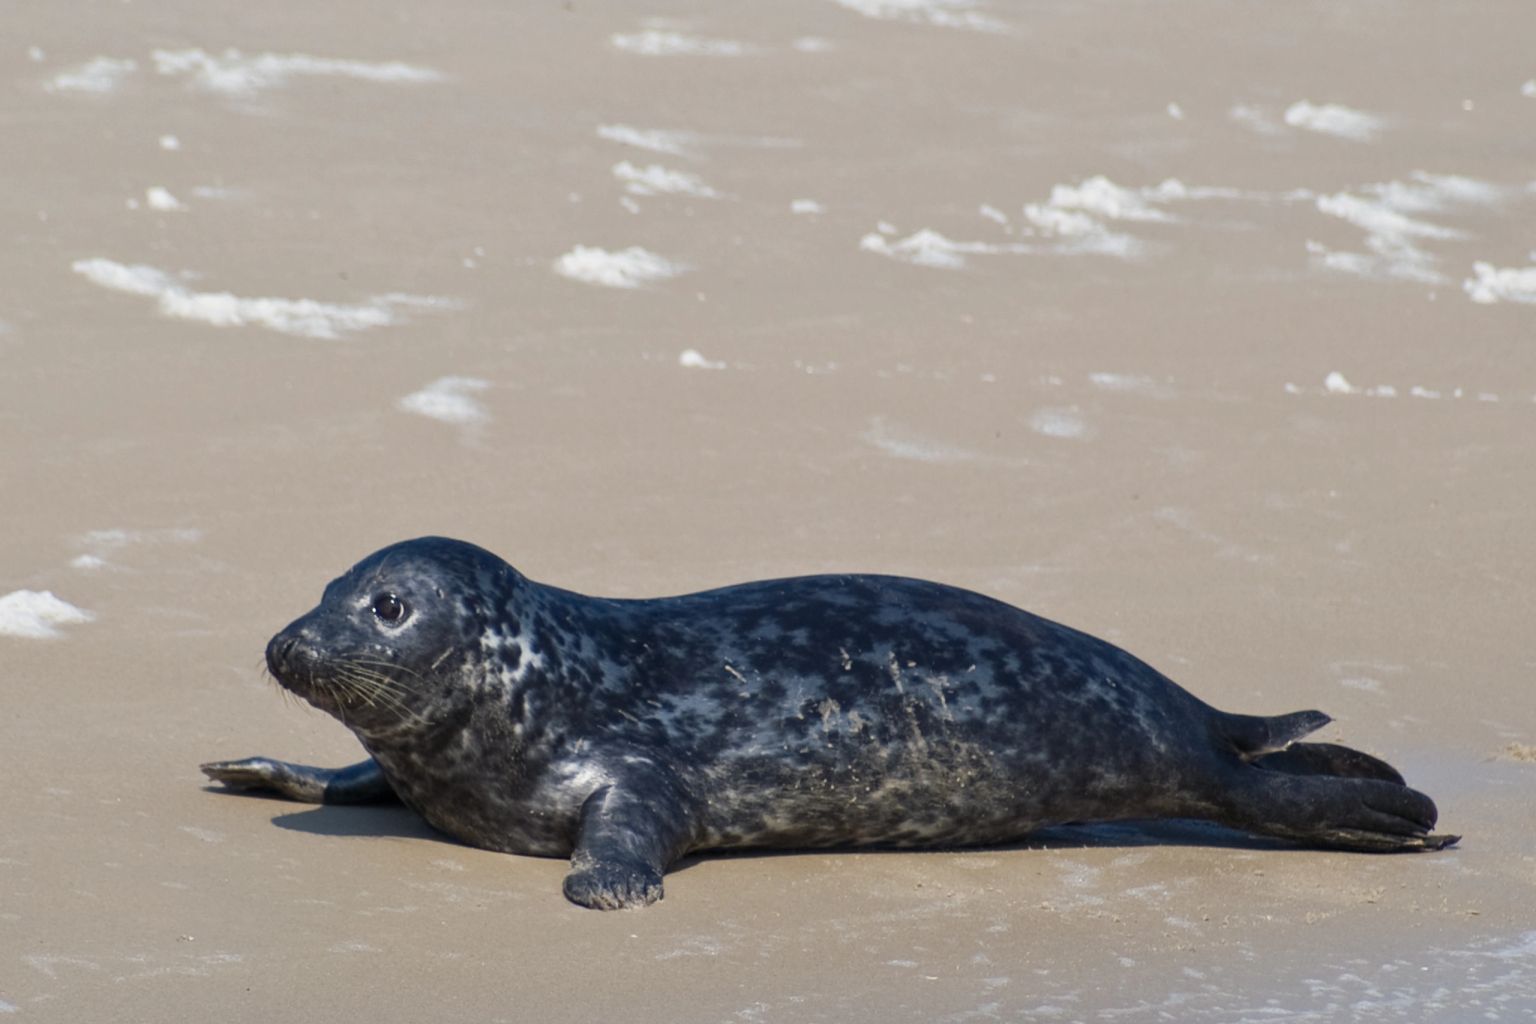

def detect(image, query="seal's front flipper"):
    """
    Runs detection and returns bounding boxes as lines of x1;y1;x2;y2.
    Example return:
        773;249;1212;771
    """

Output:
562;768;694;910
1223;771;1459;852
200;757;396;804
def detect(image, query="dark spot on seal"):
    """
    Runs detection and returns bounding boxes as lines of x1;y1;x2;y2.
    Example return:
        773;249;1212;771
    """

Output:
202;536;1459;909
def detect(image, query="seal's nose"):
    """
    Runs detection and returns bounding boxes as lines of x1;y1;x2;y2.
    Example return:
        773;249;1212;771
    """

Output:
266;632;300;678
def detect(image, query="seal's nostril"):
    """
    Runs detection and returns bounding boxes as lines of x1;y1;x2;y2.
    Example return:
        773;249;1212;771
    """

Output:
266;634;300;674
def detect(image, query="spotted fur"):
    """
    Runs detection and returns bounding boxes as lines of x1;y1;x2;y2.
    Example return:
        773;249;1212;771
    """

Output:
203;537;1457;909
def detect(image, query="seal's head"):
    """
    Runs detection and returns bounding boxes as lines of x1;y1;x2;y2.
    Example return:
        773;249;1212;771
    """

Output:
265;536;517;734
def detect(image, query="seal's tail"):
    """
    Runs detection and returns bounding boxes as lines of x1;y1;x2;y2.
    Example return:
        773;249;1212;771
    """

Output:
1220;770;1459;852
1211;708;1458;852
1215;708;1407;784
1215;707;1331;759
1252;742;1405;785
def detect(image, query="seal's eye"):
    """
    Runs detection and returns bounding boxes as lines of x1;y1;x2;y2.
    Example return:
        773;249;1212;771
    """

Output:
371;593;407;625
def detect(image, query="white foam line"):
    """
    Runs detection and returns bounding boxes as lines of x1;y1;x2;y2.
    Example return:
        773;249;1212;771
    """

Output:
611;161;720;198
978;203;1009;226
1317;192;1463;241
1283;100;1386;141
832;0;1007;33
1146;179;1315;203
594;123;800;158
1306;242;1389;281
1029;407;1091;440
868;170;1516;284
1306;175;1495;285
1025;176;1308;253
866;174;1178;268
1287;373;1504;402
862;419;983;463
150;48;443;96
609;31;750;57
596;124;699;158
144;186;187;212
1228;104;1286;136
679;349;727;370
1325;371;1357;395
860;228;1035;269
45;56;138;94
81;528;203;550
1019;175;1237;257
72;258;450;339
1464;262;1536;304
0;590;95;639
397;377;490;424
1088;372;1171;397
1370;171;1505;212
1523;80;1536;98
1034;176;1176;223
554;246;686;288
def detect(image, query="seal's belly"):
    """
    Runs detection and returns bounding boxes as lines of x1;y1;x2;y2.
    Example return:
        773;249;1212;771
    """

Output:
692;733;1084;851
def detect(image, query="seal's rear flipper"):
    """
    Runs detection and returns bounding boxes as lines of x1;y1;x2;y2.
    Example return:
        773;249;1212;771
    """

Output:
1217;708;1331;759
1253;742;1405;785
1222;771;1459;853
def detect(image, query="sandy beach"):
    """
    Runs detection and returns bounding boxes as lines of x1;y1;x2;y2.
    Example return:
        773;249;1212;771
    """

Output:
4;1;1534;1020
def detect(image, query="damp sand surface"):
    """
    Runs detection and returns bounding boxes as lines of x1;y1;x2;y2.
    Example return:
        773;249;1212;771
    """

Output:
3;1;1535;1020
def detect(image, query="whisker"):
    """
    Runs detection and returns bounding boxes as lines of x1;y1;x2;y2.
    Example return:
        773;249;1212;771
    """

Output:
328;664;426;726
333;668;414;709
348;656;427;682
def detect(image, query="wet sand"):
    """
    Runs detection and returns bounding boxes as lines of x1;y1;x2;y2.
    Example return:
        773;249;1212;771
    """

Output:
3;1;1534;1019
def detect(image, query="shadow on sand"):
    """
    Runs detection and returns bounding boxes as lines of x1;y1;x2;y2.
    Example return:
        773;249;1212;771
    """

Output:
205;784;1301;868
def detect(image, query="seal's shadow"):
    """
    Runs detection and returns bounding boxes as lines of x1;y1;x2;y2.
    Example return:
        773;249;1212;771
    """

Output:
216;786;1297;862
205;787;441;842
670;819;1296;875
270;804;441;841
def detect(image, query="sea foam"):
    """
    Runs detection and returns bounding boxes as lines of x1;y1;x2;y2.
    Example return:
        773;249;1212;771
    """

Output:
72;258;449;339
609;31;749;57
0;591;95;639
1283;100;1386;141
554;246;686;288
832;0;1006;33
398;377;491;424
151;48;443;96
1464;262;1536;304
45;57;138;94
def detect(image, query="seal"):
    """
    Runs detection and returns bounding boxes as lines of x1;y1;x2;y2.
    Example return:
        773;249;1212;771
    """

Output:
203;536;1457;909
